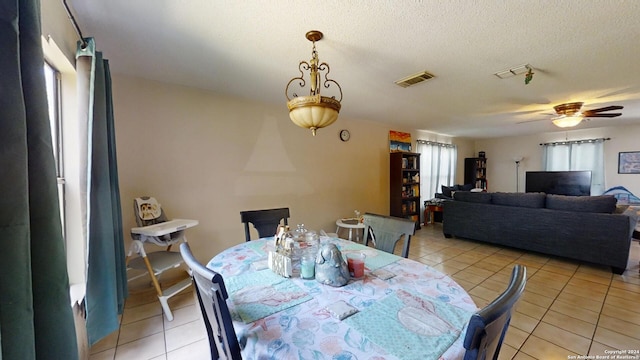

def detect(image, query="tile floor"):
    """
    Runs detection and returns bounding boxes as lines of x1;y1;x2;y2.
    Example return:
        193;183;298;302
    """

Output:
90;224;640;360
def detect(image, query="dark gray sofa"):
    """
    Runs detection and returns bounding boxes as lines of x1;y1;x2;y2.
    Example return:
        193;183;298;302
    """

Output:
442;192;635;274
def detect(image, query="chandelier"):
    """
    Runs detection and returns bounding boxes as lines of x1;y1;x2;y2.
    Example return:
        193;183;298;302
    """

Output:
285;30;343;136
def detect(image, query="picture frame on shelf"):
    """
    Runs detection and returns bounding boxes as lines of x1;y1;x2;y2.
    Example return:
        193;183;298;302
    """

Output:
618;151;640;174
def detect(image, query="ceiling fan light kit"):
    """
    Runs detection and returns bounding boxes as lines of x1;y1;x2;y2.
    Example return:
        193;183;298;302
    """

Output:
552;116;584;128
285;30;343;136
553;102;583;116
549;101;623;128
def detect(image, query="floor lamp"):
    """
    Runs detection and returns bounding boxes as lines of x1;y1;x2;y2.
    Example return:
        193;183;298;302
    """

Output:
513;156;523;192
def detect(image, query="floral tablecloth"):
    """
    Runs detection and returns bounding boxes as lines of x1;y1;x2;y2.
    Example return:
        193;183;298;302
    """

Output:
207;236;478;360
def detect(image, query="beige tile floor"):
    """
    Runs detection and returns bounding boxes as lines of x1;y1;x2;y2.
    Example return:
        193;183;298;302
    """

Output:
90;224;640;360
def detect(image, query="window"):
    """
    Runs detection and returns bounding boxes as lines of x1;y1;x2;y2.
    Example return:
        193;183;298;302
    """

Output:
542;138;606;195
44;61;66;238
418;140;457;200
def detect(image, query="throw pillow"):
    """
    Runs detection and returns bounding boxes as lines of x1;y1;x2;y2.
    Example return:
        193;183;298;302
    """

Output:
441;185;454;198
545;194;617;213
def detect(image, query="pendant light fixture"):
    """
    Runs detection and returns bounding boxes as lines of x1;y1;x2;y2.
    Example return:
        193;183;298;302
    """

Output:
285;30;343;136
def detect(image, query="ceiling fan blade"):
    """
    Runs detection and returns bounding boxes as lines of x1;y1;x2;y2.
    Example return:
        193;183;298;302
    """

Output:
516;118;548;124
584;105;624;113
583;113;622;118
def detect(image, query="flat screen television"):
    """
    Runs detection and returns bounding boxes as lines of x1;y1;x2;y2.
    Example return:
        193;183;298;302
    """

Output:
525;171;592;196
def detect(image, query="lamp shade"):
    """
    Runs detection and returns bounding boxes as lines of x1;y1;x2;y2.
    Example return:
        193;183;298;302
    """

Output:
552;116;583;128
287;95;340;136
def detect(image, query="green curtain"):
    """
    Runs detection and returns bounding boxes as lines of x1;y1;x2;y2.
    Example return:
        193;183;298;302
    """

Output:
0;0;78;359
76;38;128;346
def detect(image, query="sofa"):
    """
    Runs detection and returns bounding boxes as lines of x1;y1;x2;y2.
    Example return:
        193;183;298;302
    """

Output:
442;192;637;274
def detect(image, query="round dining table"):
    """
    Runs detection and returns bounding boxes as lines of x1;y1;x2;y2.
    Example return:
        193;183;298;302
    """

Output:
207;236;478;360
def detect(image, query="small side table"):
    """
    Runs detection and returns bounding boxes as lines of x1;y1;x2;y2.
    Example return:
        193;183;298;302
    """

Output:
335;218;365;242
424;204;443;226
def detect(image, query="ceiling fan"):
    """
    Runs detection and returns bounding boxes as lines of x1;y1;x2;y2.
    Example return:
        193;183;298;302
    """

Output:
550;102;623;128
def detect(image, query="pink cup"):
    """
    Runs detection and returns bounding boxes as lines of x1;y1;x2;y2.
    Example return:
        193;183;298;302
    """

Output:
347;254;366;278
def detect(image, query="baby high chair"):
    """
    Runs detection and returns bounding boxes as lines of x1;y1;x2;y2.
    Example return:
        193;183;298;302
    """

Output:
127;196;198;321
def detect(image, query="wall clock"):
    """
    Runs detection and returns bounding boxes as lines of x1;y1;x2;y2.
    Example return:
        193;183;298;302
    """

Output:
339;129;350;142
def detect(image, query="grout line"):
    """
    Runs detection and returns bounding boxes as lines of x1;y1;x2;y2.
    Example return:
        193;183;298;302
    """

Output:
514;255;578;358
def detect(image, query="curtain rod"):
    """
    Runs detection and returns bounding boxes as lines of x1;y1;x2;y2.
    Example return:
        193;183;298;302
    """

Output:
416;139;455;148
62;0;88;49
539;137;610;146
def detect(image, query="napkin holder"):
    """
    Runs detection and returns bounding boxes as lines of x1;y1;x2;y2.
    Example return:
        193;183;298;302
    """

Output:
268;251;292;278
269;225;293;277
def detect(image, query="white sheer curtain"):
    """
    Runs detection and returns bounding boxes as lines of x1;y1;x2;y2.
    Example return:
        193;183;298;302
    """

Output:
417;141;457;218
542;138;606;195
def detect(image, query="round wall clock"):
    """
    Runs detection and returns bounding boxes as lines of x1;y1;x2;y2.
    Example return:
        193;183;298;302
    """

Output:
339;129;350;142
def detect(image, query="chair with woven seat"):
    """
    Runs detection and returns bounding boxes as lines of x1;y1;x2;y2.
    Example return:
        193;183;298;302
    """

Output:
240;207;290;241
362;213;416;258
463;264;527;360
127;196;198;321
179;242;242;360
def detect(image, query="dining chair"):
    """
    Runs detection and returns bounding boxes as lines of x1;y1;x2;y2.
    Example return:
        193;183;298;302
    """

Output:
462;264;527;360
127;196;198;321
179;242;242;360
240;207;290;241
362;212;415;258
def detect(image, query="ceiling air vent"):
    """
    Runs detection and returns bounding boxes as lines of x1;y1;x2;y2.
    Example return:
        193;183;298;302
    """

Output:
395;71;435;88
494;64;531;79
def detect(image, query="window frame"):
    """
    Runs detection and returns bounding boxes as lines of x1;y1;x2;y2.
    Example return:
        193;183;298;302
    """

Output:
44;60;66;240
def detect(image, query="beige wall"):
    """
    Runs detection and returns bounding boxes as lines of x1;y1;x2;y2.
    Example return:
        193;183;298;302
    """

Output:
473;125;640;195
113;75;640;265
112;75;415;263
41;0;79;64
42;0;640;271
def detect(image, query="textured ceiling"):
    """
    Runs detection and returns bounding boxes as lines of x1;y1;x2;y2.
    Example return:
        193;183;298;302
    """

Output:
67;0;640;138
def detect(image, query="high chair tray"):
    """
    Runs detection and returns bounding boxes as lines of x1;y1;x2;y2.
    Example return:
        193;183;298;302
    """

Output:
131;219;199;236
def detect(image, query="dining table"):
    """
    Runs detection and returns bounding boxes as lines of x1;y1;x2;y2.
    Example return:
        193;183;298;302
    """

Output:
207;236;478;360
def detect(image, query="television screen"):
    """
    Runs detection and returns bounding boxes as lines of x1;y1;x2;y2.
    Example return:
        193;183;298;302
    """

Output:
525;171;592;196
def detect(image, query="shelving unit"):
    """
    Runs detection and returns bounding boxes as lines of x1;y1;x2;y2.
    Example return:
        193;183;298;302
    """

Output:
464;157;488;190
390;152;421;228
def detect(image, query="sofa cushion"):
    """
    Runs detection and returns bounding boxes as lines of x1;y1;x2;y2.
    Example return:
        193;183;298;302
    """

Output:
491;192;546;208
453;191;492;203
545;194;617;213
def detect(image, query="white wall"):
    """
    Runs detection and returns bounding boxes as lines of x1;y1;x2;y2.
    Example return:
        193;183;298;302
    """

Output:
112;75;415;263
474;125;640;195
